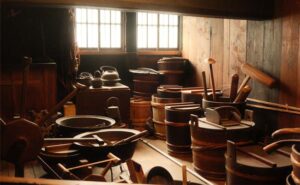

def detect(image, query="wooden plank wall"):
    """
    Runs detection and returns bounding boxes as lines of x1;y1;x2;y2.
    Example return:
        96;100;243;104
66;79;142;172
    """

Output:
182;0;300;128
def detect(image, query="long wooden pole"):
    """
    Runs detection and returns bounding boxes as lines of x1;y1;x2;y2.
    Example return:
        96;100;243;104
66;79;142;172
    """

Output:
246;104;300;116
247;98;300;112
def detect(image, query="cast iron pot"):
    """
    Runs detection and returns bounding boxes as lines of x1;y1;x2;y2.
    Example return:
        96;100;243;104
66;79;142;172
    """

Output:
74;128;140;162
56;115;115;137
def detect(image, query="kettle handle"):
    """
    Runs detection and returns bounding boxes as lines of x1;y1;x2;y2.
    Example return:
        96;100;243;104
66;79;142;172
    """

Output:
100;66;117;72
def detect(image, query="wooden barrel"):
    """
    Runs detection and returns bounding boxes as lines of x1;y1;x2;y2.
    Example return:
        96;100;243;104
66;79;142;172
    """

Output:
158;57;187;85
190;115;255;180
226;141;292;185
202;97;246;116
165;104;202;156
133;79;160;96
291;144;300;184
130;98;152;131
157;85;182;98
130;68;161;97
151;94;181;139
160;70;184;85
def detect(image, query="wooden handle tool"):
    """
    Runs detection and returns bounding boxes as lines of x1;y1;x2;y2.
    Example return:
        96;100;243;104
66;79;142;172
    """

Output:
230;74;239;101
204;58;216;100
263;139;300;153
271;128;300;138
37;83;87;125
202;71;208;100
237;76;251;94
241;63;276;88
234;85;251;103
113;130;148;146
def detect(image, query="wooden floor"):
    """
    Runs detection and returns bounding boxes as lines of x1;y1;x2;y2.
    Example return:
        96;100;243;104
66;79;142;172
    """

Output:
0;137;220;185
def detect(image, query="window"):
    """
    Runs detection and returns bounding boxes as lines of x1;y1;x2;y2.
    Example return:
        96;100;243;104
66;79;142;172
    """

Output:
137;12;179;50
75;8;122;50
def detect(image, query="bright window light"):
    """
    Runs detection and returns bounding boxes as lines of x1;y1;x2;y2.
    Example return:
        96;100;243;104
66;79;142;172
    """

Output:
75;8;122;49
137;12;179;49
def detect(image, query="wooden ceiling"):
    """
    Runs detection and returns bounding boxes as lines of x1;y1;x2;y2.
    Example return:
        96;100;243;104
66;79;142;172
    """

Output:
1;0;275;19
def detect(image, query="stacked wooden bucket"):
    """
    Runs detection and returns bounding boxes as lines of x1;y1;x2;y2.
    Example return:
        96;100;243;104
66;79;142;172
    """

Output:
151;93;181;139
158;57;187;85
165;104;202;156
129;68;161;98
130;98;152;131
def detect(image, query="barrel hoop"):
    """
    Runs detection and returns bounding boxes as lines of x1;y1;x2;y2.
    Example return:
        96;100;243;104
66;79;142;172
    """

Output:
159;70;184;74
167;142;191;148
226;166;285;182
133;79;160;84
152;119;165;125
191;140;253;152
165;121;188;127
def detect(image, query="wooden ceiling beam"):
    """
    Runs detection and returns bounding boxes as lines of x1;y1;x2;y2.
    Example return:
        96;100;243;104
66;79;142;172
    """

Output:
1;0;275;20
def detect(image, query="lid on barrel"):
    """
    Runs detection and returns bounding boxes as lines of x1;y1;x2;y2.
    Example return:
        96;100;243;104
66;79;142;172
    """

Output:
235;144;291;168
157;85;182;98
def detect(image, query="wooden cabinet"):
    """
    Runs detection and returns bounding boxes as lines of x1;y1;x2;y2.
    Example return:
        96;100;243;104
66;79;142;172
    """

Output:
76;84;130;124
0;63;57;121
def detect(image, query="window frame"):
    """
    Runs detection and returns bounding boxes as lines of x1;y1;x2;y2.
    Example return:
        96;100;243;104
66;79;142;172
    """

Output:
75;8;126;54
136;12;182;52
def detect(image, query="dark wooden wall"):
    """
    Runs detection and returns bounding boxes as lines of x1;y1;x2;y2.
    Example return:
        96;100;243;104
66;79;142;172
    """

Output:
182;0;300;130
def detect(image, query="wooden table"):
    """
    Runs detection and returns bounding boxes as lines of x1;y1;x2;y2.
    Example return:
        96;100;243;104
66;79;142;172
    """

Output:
76;83;130;124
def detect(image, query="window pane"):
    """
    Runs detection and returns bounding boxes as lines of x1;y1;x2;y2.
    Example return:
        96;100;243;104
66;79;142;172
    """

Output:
148;13;157;25
87;24;98;48
169;26;178;48
137;25;147;48
100;24;111;48
169;15;178;26
76;24;87;48
111;25;121;48
148;26;157;48
111;11;121;24
76;8;86;23
159;14;168;25
87;9;98;23
138;12;147;25
100;10;110;23
159;25;168;48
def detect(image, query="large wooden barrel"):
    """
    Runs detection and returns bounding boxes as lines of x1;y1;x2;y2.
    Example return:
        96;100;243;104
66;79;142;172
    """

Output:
130;98;152;131
165;104;202;156
130;68;161;97
158;57;187;85
190;115;255;180
151;94;181;139
226;141;292;185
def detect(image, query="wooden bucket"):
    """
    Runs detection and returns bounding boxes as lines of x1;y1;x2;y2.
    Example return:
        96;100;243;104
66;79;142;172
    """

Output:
158;57;186;85
130;98;152;131
133;79;160;97
160;70;184;85
226;141;292;185
190;115;255;180
130;68;161;97
165;104;202;156
151;94;181;139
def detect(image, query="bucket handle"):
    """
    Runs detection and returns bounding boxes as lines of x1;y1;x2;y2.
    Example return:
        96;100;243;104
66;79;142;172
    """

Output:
190;114;199;128
100;66;117;72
